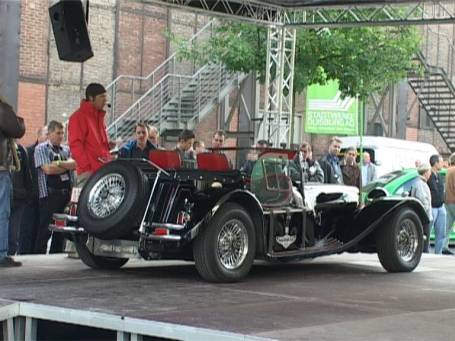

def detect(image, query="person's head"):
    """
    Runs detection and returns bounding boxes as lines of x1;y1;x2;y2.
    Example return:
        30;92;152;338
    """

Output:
177;129;195;152
148;125;159;146
85;83;107;111
429;154;443;171
415;159;422;168
256;139;269;150
212;130;226;149
344;146;357;164
47;120;65;146
135;122;149;146
363;152;371;164
37;126;48;144
299;142;312;160
193;140;206;155
449;153;455;167
417;163;432;181
328;136;342;156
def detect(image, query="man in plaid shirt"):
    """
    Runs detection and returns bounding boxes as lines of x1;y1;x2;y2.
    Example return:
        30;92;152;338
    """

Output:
34;120;76;254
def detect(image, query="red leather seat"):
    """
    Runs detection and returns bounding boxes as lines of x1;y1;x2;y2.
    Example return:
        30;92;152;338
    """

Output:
149;150;181;170
197;152;230;171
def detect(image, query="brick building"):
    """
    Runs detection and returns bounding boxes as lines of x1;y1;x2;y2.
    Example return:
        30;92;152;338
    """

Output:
2;0;213;145
1;0;454;158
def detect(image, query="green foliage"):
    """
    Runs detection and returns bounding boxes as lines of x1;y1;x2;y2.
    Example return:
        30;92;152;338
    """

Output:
173;22;421;99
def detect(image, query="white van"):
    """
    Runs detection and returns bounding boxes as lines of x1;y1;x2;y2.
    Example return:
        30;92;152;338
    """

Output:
339;136;438;177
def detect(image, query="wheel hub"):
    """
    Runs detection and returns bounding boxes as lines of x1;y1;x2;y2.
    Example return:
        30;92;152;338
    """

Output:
88;173;126;218
217;219;248;270
396;219;418;262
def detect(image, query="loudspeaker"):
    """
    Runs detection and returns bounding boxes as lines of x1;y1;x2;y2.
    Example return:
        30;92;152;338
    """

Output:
49;0;93;62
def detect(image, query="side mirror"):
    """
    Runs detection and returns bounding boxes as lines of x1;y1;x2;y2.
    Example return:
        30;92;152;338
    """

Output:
401;191;410;197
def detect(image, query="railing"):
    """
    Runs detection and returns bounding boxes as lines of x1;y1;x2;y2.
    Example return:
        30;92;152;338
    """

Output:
105;20;215;127
422;25;455;84
189;63;237;117
107;62;243;141
414;51;455;96
107;74;192;140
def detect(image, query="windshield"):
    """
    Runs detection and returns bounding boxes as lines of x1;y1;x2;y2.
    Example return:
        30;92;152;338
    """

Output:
362;170;407;192
250;151;293;207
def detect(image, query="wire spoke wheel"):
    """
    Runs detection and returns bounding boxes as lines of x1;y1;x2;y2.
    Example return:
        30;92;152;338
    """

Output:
217;219;249;270
396;218;419;263
88;173;126;218
376;207;423;273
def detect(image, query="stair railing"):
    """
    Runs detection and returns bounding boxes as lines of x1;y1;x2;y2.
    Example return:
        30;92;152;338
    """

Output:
107;73;192;140
105;20;215;127
422;25;455;84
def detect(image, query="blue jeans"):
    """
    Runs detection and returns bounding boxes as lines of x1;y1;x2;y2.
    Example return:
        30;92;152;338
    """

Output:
432;206;447;254
0;171;12;259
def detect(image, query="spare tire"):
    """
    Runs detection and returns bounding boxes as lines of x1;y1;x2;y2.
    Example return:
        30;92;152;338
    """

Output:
78;160;149;239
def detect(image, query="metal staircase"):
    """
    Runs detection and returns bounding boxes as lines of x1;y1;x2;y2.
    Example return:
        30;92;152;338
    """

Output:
408;51;455;151
105;21;214;129
105;21;246;142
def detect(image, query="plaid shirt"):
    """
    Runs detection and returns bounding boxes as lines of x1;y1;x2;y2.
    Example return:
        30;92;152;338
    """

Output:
34;141;74;198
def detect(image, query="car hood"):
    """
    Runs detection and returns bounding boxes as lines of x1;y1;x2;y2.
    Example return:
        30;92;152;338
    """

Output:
304;183;359;211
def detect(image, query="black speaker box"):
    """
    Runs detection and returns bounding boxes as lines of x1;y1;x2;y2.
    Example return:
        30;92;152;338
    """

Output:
49;0;94;62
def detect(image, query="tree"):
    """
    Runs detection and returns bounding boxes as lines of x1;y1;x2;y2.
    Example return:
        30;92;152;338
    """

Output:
172;22;421;99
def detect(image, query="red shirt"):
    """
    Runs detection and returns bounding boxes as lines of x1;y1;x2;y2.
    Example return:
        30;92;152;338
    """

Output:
68;100;111;175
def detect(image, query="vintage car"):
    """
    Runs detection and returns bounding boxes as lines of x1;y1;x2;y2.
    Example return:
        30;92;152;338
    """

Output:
51;149;428;282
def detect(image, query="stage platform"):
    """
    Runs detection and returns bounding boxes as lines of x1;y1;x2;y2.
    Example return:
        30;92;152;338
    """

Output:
1;253;455;340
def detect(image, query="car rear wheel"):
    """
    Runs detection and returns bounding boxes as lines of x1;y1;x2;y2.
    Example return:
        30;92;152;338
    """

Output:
376;207;423;272
193;203;255;282
74;238;128;270
78;160;149;239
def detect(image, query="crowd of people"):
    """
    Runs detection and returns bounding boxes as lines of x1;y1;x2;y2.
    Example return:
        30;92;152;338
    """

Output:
289;136;377;188
0;83;452;267
412;155;455;255
0;83;234;266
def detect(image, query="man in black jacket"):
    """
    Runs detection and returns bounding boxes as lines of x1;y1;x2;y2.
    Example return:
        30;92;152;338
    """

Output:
319;136;343;184
0;95;25;267
9;143;32;255
290;142;324;183
428;154;448;254
17;126;47;254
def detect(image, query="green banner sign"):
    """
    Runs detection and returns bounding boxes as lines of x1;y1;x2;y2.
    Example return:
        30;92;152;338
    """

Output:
305;80;359;135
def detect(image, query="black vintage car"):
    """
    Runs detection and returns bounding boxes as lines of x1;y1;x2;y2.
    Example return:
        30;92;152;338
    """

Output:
51;149;428;282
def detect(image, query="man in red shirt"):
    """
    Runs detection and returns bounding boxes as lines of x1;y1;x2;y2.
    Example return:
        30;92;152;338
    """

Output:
68;83;111;185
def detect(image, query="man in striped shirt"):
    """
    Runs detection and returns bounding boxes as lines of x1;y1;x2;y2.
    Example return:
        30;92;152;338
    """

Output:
34;120;76;254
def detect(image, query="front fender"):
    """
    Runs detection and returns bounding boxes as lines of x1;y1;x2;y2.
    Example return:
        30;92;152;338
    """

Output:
343;196;429;251
362;196;429;228
186;189;266;257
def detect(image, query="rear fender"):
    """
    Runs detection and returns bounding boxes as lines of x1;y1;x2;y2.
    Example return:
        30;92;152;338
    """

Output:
186;189;266;256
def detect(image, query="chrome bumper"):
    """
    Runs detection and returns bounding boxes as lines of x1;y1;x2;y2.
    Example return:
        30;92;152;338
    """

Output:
49;225;86;233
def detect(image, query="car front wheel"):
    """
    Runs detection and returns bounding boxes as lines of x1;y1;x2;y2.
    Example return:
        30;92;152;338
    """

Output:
193;203;255;282
376;207;423;272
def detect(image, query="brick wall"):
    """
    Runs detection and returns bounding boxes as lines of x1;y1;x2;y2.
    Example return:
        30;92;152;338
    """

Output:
18;0;49;144
17;2;455;158
47;0;117;124
19;0;48;81
17;82;46;146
